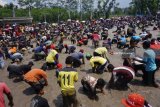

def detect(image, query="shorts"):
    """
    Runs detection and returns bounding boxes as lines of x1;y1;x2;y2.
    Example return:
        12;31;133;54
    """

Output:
62;91;77;107
25;79;46;93
46;62;57;68
61;89;76;96
96;62;107;73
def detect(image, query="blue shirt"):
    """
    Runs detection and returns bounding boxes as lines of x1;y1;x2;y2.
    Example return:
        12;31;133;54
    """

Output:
131;36;141;41
120;37;126;44
10;53;23;60
68;45;76;50
143;49;157;71
71;52;84;60
34;46;43;53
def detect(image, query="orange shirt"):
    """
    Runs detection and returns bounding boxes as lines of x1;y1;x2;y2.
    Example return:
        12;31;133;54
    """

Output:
9;47;17;53
24;69;47;83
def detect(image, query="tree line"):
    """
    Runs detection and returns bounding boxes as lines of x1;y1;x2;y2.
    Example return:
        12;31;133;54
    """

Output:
0;0;159;22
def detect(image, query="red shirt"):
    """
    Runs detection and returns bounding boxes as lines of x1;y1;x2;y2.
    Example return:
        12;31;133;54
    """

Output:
113;66;135;80
150;44;160;50
0;83;11;107
92;34;100;41
50;44;55;49
150;43;160;59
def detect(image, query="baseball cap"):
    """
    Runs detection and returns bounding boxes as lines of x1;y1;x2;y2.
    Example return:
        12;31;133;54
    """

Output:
57;63;63;69
121;93;145;107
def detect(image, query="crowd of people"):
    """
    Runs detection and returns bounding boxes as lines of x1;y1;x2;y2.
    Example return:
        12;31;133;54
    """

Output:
0;16;160;107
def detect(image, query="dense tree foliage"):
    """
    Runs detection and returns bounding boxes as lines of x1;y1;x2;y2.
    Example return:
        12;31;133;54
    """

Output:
128;0;160;16
97;0;117;18
1;0;160;22
0;0;121;22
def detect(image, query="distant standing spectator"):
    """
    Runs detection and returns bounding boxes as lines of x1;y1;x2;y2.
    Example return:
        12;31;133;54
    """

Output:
133;41;159;88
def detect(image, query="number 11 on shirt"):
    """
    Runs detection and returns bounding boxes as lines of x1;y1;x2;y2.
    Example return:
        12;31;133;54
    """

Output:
62;74;70;86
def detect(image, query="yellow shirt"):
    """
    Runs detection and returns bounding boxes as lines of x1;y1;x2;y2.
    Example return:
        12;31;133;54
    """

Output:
46;49;58;63
90;56;107;67
95;47;108;55
58;67;78;96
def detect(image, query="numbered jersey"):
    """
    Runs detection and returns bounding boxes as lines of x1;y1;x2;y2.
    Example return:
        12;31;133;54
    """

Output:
58;67;78;95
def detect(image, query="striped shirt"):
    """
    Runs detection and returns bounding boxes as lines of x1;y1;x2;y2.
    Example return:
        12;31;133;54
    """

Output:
113;66;135;81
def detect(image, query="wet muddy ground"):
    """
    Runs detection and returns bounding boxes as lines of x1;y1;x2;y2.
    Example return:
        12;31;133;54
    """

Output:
1;26;160;107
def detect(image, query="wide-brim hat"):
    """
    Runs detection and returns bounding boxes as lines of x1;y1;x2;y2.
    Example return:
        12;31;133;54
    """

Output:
121;93;145;107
